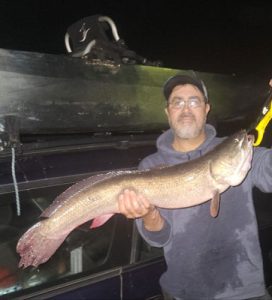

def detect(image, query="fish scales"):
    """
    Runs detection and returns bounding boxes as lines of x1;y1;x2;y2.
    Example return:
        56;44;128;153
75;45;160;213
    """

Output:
16;130;254;268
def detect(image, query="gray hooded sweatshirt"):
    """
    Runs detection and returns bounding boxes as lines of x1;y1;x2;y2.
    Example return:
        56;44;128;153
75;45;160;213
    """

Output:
136;124;272;300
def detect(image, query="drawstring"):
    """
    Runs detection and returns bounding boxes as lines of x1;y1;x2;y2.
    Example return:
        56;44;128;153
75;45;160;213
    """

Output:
186;150;202;161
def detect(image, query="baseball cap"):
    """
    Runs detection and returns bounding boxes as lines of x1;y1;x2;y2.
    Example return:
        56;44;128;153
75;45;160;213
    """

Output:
163;74;208;101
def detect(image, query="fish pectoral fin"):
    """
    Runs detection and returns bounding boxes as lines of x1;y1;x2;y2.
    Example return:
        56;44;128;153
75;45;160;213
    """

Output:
210;190;220;218
90;213;114;229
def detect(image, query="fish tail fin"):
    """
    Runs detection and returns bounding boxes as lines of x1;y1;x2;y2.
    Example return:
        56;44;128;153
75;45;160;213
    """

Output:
16;221;67;268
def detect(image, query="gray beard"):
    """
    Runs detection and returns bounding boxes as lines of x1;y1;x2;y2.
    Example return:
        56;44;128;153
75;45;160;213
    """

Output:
172;114;207;139
175;126;202;139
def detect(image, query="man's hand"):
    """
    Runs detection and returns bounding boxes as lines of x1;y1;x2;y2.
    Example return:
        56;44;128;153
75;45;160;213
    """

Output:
118;189;154;218
118;189;165;231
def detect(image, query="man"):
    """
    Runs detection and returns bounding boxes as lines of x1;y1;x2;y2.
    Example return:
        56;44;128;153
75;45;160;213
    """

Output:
118;74;272;300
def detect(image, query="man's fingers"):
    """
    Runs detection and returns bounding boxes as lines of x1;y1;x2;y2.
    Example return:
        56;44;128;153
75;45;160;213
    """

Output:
118;189;140;218
118;189;151;218
138;194;153;210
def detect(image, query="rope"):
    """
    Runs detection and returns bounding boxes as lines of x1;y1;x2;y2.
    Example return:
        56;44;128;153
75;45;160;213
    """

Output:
11;147;20;216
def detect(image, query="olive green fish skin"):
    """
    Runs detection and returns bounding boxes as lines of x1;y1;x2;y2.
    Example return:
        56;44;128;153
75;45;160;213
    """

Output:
16;130;253;268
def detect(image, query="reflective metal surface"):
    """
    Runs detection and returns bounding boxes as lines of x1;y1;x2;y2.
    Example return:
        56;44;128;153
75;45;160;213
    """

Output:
0;48;268;136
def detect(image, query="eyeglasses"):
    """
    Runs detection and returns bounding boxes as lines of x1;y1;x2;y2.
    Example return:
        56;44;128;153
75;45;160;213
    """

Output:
167;97;205;110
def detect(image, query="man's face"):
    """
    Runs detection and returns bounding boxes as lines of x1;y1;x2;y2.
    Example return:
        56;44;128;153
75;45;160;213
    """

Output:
165;84;210;139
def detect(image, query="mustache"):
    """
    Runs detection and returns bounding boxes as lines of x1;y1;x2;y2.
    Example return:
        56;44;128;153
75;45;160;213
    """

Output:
178;112;195;121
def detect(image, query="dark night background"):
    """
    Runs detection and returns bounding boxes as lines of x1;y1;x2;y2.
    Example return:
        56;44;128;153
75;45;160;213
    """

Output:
0;0;271;77
1;1;272;295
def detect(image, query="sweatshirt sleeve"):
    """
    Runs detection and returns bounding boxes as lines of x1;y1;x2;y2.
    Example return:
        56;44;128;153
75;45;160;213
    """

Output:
251;147;272;192
135;154;173;247
135;212;172;247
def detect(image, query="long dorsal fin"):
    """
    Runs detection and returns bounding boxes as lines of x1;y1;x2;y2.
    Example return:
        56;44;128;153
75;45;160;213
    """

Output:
41;170;133;218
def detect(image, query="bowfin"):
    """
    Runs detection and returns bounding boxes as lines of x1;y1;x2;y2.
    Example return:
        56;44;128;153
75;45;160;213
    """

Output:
90;214;114;229
210;190;220;218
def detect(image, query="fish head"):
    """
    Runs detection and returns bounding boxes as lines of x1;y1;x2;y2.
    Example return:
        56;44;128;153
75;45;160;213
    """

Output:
210;130;254;186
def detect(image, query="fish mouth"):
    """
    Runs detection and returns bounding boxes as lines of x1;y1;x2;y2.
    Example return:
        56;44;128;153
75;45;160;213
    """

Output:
238;130;254;150
247;134;255;145
226;131;254;186
239;132;254;174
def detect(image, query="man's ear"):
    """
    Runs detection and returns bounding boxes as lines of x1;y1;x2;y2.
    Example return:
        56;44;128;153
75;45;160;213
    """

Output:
164;106;170;119
205;103;211;116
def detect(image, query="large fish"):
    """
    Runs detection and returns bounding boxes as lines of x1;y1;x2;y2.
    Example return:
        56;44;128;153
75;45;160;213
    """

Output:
17;130;254;268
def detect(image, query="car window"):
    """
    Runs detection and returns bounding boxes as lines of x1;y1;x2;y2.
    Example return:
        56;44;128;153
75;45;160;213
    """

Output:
131;222;163;263
137;237;163;262
0;183;120;299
